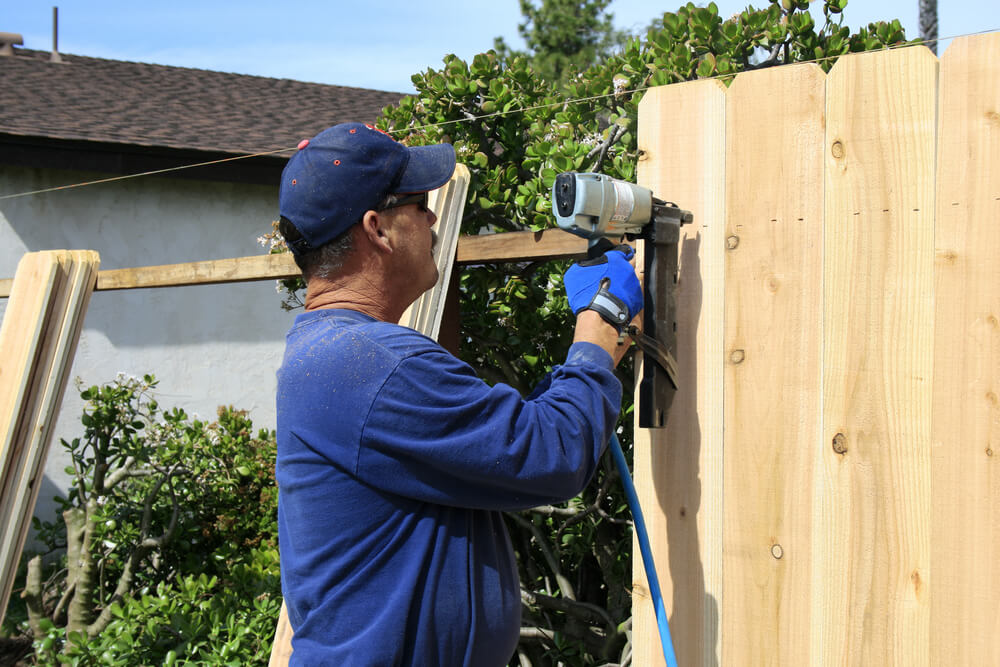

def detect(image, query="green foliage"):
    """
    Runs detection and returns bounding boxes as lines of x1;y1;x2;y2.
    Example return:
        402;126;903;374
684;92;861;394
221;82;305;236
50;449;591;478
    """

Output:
36;551;280;666
7;376;280;665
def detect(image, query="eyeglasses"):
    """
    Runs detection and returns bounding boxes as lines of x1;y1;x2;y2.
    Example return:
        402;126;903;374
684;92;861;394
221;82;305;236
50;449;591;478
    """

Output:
383;192;429;212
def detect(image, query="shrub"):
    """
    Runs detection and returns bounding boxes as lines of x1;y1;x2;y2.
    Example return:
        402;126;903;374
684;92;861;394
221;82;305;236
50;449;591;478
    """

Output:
5;375;280;665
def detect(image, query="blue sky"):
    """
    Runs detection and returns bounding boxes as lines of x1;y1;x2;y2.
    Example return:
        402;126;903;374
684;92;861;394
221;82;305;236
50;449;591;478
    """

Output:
5;1;997;93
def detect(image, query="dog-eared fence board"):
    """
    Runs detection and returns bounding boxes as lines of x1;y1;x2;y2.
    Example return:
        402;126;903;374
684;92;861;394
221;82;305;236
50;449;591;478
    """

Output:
635;78;727;667
820;45;937;666
722;63;825;666
931;33;1000;666
635;35;999;666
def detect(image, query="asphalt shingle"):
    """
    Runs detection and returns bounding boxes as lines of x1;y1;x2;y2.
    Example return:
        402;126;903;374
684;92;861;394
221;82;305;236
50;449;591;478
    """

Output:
0;47;407;156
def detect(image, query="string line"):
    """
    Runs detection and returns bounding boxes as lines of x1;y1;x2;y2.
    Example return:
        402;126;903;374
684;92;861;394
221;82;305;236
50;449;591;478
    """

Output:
0;28;995;202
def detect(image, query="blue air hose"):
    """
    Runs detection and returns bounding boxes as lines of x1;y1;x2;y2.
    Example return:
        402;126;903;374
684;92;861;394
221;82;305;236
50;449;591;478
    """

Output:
609;432;678;667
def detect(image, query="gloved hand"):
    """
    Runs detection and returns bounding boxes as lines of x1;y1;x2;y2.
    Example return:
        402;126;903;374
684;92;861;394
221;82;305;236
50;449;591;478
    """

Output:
564;243;642;331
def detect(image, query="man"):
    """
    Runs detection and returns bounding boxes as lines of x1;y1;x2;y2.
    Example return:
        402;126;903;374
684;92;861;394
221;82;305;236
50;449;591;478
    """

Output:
275;122;642;665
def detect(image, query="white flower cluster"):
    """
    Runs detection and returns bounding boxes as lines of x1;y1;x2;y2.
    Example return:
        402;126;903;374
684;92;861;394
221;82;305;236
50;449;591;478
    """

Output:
612;74;630;96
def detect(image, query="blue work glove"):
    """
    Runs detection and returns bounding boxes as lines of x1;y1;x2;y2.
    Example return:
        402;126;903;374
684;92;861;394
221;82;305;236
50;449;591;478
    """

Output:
564;244;642;331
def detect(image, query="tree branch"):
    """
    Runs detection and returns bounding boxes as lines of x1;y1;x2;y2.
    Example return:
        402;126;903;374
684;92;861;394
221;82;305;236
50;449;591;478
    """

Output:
587;124;624;173
521;588;615;628
508;512;576;600
21;556;46;639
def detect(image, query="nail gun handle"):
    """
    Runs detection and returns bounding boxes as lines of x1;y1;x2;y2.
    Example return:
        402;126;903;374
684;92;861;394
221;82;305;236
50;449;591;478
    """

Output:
637;217;682;429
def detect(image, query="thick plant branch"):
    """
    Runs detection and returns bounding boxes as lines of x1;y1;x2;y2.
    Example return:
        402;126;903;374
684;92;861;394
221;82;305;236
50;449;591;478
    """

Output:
21;556;46;639
52;577;76;625
139;466;182;549
521;588;614;628
103;456;147;490
587;124;624;173
746;42;784;70
519;626;555;640
527;504;580;517
65;498;98;632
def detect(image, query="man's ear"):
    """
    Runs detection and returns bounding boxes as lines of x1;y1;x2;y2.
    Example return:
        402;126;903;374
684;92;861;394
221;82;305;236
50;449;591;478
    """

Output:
360;210;393;254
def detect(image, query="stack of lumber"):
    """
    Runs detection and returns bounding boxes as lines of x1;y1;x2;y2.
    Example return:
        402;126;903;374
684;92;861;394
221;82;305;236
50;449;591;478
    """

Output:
0;250;100;622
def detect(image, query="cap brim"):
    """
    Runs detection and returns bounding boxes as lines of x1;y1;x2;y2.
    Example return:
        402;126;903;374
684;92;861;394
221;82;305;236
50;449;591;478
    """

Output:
395;143;457;193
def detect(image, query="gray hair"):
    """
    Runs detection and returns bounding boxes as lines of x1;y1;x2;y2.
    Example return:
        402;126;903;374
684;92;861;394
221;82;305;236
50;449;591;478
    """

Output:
279;193;403;282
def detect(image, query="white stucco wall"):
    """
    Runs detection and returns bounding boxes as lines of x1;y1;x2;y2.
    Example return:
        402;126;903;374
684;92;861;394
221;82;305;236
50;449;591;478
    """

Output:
0;165;297;526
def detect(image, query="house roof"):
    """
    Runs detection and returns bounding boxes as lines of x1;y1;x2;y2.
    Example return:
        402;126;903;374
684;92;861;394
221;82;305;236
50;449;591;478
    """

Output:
0;47;407;156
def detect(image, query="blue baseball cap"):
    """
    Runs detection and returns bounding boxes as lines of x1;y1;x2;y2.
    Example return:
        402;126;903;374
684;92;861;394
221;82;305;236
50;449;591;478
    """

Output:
278;122;456;254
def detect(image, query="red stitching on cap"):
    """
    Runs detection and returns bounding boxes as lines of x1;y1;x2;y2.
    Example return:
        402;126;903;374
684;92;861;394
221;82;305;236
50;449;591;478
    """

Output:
349;129;357;134
291;179;297;185
334;159;341;165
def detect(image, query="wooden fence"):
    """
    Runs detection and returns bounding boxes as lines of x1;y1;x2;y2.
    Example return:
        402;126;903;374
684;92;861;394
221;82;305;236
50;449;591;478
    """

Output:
631;33;999;666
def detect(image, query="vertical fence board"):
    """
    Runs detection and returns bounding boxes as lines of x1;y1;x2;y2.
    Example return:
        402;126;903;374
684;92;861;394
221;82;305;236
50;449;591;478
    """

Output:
819;47;937;666
932;32;1000;666
722;64;825;666
636;79;726;667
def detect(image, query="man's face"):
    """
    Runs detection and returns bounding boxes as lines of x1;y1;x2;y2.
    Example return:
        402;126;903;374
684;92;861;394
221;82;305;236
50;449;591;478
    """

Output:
383;193;440;300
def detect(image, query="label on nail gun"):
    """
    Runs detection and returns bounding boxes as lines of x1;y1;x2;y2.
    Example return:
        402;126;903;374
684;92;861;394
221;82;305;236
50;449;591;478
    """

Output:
611;180;634;226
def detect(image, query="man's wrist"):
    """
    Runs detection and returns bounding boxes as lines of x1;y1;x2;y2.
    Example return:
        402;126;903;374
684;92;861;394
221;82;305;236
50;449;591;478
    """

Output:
573;310;629;366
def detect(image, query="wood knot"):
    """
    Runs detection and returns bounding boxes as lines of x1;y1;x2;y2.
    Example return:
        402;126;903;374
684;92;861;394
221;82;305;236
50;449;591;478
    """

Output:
730;349;746;364
765;274;780;294
831;140;845;159
832;433;848;455
770;543;784;559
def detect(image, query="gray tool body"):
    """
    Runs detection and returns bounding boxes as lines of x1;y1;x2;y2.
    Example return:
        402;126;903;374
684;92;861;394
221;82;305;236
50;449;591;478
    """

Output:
552;172;692;428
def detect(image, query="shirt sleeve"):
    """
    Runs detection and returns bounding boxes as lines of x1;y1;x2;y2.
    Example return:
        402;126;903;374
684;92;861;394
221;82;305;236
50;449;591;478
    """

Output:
355;342;622;510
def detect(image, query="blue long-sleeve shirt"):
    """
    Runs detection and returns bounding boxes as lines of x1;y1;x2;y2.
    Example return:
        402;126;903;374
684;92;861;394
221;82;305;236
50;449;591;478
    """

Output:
276;308;621;666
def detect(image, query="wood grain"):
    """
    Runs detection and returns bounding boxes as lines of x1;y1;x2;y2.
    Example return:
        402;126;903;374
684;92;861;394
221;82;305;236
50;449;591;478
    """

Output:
0;251;99;624
931;32;1000;667
819;46;937;666
635;78;727;667
722;63;825;666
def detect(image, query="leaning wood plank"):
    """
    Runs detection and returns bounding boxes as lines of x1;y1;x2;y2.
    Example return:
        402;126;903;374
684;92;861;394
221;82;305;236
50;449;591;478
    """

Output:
0;229;586;298
722;63;825;666
0;251;99;621
0;254;59;488
267;604;294;667
635;78;726;667
269;166;470;666
931;32;1000;667
399;163;470;339
820;46;937;666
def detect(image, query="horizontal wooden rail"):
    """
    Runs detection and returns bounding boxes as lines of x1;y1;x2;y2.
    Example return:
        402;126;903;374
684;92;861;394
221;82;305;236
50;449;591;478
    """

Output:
0;230;587;297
